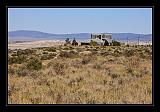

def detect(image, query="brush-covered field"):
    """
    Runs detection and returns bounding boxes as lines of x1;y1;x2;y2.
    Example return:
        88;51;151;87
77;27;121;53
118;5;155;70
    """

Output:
8;45;152;104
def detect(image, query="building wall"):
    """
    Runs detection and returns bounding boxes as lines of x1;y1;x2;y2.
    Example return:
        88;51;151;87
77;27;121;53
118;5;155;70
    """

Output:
91;34;112;44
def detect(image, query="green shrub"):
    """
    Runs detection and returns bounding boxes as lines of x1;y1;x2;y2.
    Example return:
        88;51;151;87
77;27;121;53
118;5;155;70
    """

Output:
63;47;70;50
113;49;122;57
44;47;56;52
41;53;56;60
8;55;27;64
17;49;36;56
69;46;74;50
100;51;110;56
59;51;70;58
90;40;97;46
112;40;121;46
139;52;151;59
26;58;42;71
59;51;77;58
123;49;135;57
63;47;74;50
48;48;56;52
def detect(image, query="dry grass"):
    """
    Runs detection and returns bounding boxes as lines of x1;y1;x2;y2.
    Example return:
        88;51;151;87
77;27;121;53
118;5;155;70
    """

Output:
8;45;152;104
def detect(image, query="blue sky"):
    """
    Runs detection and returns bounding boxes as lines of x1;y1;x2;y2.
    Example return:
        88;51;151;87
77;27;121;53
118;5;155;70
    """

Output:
8;8;152;34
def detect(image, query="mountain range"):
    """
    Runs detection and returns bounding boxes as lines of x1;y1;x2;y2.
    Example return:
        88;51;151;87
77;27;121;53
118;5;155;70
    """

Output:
8;30;152;42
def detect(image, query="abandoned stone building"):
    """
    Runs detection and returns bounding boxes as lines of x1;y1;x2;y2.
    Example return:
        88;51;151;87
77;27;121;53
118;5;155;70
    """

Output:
91;33;112;46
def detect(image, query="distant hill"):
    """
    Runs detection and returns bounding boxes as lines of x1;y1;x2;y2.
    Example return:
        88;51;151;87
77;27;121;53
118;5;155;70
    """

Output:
8;30;152;42
110;33;152;42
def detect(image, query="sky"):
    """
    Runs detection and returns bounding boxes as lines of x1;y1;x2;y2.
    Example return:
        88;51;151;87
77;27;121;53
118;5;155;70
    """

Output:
8;8;152;34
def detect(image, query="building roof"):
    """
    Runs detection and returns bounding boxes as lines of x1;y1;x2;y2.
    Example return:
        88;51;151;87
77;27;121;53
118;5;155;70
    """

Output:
91;33;112;35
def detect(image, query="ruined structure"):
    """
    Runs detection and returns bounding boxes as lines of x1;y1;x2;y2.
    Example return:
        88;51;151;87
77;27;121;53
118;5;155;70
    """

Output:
91;33;112;46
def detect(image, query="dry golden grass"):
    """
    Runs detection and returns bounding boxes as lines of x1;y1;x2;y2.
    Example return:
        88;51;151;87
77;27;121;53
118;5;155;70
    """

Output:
8;45;152;104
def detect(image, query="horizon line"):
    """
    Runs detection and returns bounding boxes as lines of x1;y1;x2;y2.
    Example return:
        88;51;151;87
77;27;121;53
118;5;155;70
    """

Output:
8;30;152;35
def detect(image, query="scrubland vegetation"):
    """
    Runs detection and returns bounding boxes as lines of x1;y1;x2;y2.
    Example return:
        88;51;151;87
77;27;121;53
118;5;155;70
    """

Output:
8;44;152;104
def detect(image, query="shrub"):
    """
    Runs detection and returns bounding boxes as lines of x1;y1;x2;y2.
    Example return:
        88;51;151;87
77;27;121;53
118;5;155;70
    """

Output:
44;47;56;52
8;57;16;64
82;57;91;65
8;49;12;54
112;40;121;46
90;40;97;46
123;49;134;57
69;46;74;50
17;68;29;77
59;51;68;58
26;58;42;71
100;51;110;56
41;53;56;60
70;50;78;55
17;49;36;56
43;51;49;54
76;76;84;82
134;45;138;48
113;49;122;57
91;51;98;55
126;67;133;74
63;47;74;50
63;47;70;50
91;48;98;52
85;46;89;48
95;46;100;49
93;64;102;70
103;40;109;46
52;61;65;75
126;44;129;47
110;74;119;79
40;55;48;60
65;38;71;44
8;66;15;75
72;38;78;46
139;52;151;59
11;53;17;57
76;48;83;52
59;51;77;58
144;48;152;55
8;55;27;64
